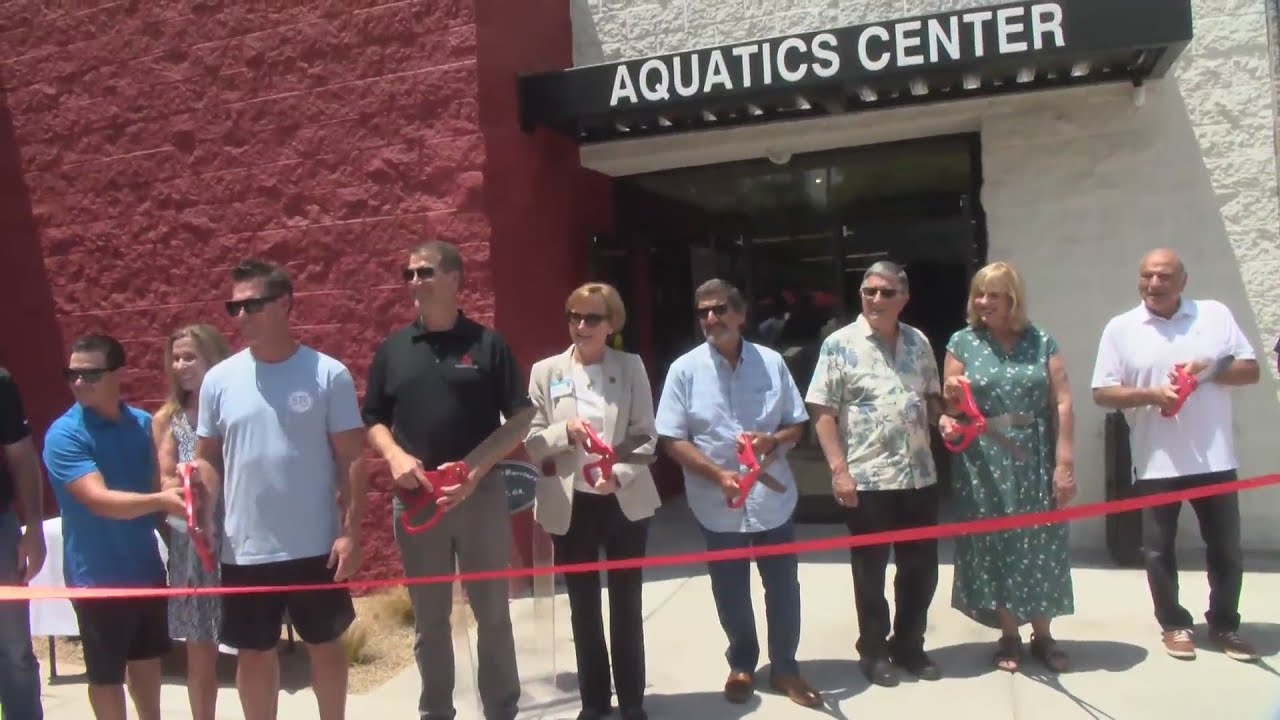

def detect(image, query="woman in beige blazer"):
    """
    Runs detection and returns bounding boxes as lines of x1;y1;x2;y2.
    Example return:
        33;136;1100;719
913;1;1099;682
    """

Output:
525;282;659;720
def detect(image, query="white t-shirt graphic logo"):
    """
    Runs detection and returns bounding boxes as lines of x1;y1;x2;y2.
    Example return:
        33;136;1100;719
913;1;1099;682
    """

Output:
288;391;314;413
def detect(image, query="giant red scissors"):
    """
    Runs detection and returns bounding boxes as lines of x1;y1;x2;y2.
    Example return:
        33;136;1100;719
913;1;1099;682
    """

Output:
176;461;216;573
1163;354;1234;418
397;463;468;535
727;433;787;508
943;378;1031;461
580;425;657;487
581;425;616;487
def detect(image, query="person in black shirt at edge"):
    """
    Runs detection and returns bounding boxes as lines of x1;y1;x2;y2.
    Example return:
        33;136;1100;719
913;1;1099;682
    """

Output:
0;368;46;719
363;240;535;720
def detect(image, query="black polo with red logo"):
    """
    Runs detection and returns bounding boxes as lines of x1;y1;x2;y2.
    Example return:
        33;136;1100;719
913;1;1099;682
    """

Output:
362;312;530;470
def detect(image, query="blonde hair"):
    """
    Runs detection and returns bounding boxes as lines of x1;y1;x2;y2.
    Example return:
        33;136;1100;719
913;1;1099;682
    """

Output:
565;282;626;332
157;324;232;426
967;262;1029;331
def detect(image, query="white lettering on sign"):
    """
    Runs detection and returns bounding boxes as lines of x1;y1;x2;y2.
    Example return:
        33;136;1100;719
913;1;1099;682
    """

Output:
673;55;699;96
928;16;961;62
639;59;671;101
858;25;891;71
1031;3;1065;49
603;1;1067;107
962;10;993;57
895;20;924;67
777;37;808;82
997;7;1027;53
812;33;840;77
704;49;732;92
610;65;637;106
731;44;758;87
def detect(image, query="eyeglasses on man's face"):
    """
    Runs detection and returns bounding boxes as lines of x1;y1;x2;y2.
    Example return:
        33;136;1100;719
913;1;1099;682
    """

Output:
860;287;899;300
224;294;283;318
63;367;111;384
402;266;436;282
695;303;730;320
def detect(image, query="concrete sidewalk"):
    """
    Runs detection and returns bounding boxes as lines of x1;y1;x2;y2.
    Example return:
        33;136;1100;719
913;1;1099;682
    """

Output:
38;500;1280;719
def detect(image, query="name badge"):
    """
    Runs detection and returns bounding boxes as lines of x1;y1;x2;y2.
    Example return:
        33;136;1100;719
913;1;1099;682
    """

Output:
550;377;573;399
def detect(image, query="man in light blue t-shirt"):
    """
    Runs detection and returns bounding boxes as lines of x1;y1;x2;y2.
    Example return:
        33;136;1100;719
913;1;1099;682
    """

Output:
196;260;367;720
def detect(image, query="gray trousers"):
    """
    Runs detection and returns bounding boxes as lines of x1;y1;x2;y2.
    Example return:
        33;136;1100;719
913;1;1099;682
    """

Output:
394;476;520;720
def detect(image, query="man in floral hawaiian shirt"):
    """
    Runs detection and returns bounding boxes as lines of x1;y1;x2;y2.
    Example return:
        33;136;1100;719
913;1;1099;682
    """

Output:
806;261;946;688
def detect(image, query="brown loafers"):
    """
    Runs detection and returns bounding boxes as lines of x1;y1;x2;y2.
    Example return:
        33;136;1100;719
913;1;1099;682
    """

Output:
769;672;823;708
724;670;754;703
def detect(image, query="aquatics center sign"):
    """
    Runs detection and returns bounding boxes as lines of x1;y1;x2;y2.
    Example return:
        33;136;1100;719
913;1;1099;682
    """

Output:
607;2;1066;107
517;0;1194;140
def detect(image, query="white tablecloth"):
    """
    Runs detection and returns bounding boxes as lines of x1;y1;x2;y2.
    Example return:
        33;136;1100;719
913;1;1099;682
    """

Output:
26;517;235;654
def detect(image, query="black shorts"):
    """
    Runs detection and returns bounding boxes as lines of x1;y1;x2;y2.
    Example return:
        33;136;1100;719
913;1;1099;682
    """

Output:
71;595;171;685
220;555;355;651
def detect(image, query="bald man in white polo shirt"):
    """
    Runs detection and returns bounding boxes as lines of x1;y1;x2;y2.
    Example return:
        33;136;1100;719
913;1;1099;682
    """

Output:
1091;249;1260;663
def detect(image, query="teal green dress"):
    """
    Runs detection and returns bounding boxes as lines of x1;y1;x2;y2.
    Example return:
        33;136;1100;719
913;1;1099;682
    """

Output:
946;325;1074;628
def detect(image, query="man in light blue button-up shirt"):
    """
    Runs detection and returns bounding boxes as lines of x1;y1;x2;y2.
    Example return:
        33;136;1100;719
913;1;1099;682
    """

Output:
655;279;820;709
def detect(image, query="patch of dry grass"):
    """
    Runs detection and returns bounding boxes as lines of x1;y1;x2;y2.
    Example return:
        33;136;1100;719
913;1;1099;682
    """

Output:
32;584;480;695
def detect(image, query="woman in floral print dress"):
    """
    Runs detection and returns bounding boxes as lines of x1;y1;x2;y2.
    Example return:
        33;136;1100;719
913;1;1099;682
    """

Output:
939;262;1077;674
152;324;231;720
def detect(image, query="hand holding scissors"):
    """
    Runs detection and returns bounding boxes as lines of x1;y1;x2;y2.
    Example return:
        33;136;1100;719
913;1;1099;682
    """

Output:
1162;354;1234;417
398;462;469;535
941;378;1031;461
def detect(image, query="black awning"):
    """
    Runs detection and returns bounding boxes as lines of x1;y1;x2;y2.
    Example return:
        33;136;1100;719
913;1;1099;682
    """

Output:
517;0;1192;143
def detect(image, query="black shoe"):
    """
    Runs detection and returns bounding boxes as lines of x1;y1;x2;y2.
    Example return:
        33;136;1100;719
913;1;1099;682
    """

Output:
620;707;648;720
576;707;611;720
859;657;899;687
892;650;941;681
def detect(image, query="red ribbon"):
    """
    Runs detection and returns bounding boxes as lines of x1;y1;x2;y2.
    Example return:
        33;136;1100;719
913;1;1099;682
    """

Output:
11;472;1279;601
942;377;985;453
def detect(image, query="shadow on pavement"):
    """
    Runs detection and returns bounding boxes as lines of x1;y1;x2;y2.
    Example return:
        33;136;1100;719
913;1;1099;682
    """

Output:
158;639;313;694
928;639;1148;679
643;689;765;719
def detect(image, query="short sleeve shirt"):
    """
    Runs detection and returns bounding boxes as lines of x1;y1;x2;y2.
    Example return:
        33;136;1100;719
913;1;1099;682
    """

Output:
42;403;165;587
805;316;940;491
361;314;531;470
654;341;808;533
1091;299;1256;481
198;346;364;565
0;369;31;513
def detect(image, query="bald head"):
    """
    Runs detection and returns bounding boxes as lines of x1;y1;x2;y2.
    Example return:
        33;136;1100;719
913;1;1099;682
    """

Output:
1140;248;1186;276
1138;248;1187;318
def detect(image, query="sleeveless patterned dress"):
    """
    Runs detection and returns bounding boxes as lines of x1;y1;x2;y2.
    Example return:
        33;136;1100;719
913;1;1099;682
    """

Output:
167;411;222;642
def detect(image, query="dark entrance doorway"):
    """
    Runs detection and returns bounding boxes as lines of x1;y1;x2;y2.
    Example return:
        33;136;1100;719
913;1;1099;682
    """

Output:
595;134;988;523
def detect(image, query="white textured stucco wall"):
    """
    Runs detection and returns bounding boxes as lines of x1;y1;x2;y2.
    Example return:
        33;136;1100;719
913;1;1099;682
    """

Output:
571;0;1280;551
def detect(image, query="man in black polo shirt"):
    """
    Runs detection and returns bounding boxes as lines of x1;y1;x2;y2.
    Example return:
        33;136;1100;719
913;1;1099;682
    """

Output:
364;240;534;720
0;368;46;718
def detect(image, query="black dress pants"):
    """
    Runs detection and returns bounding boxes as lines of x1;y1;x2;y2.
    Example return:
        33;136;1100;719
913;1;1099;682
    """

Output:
1133;470;1243;632
842;485;939;659
552;492;649;713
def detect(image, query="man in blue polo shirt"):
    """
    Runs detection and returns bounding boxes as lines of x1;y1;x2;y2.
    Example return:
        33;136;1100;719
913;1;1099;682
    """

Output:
42;334;187;720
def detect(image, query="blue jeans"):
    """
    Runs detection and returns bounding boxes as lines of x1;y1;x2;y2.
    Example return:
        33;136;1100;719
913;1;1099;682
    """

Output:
0;510;42;718
701;521;801;676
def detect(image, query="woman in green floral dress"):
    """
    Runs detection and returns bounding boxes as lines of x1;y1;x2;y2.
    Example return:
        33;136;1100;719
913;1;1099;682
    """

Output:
939;262;1078;674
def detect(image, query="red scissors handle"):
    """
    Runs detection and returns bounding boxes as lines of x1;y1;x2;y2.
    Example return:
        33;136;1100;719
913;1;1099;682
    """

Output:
397;462;468;535
943;378;986;453
177;461;216;573
1162;364;1199;418
729;434;763;509
581;425;616;488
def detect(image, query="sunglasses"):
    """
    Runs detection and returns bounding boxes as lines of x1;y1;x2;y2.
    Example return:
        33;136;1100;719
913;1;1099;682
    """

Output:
566;311;607;327
695;304;730;319
402;266;436;282
224;294;283;317
860;287;899;300
63;367;111;384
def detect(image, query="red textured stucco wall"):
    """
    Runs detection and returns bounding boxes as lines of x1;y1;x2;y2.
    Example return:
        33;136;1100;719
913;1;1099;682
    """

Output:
0;1;612;585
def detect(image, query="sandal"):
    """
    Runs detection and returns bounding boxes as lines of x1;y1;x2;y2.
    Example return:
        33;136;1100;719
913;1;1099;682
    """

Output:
1029;633;1070;673
994;634;1022;673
